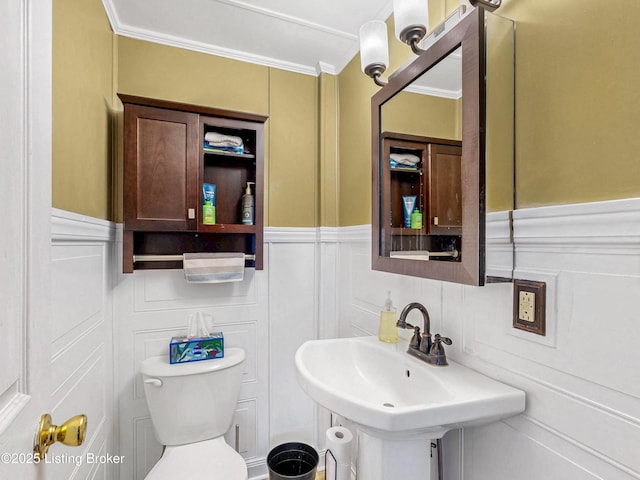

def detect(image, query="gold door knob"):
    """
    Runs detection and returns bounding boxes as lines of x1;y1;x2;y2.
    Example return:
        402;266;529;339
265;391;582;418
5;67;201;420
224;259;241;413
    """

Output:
33;413;87;460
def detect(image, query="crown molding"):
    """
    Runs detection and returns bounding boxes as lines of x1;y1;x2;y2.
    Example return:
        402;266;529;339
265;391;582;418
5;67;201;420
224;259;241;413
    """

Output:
316;62;338;76
404;83;462;99
115;23;321;76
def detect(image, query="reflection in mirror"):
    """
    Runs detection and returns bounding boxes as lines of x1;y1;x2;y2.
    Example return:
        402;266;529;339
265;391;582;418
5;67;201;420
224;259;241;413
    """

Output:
371;7;515;285
380;47;463;263
485;13;515;279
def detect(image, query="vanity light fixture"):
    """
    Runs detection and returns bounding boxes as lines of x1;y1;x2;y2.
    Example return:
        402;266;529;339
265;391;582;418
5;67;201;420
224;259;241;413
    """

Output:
359;0;502;86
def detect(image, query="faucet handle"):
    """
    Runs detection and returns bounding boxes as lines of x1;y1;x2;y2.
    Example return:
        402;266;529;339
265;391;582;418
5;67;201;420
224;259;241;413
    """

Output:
433;334;452;346
429;334;452;366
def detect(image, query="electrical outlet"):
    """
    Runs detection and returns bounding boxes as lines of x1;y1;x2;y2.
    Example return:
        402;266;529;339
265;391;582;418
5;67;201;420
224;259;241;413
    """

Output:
518;291;535;322
513;279;546;335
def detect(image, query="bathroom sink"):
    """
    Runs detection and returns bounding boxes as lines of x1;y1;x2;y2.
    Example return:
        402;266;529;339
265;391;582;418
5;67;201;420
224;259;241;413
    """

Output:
295;336;525;437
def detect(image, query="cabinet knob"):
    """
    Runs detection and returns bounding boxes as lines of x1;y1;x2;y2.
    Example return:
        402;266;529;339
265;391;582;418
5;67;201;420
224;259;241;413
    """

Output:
188;208;195;219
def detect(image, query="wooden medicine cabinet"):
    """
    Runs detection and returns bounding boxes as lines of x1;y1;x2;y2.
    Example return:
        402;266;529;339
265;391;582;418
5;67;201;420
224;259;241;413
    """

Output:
371;7;515;285
120;94;267;273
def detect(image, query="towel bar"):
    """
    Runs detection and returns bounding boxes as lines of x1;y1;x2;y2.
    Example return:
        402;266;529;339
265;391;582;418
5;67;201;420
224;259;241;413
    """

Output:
133;254;256;263
390;250;459;259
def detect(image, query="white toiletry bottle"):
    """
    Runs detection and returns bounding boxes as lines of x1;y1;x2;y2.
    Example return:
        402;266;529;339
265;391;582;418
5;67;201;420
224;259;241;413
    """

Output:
378;291;398;343
241;181;255;225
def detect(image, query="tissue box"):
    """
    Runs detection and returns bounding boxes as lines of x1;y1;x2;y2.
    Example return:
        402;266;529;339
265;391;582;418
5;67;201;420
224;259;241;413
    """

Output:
170;332;224;364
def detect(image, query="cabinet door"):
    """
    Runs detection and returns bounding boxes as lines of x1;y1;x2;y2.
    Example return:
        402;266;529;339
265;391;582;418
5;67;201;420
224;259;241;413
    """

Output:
427;143;462;234
124;104;199;231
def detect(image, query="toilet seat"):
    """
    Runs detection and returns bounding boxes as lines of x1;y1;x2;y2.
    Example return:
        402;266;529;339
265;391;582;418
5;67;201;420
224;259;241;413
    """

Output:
145;437;248;480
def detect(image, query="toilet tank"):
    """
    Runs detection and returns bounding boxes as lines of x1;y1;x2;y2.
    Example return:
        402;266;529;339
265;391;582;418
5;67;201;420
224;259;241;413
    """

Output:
141;348;246;446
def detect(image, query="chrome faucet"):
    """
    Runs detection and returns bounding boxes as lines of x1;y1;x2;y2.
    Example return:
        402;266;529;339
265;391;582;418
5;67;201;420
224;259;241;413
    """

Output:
396;302;452;366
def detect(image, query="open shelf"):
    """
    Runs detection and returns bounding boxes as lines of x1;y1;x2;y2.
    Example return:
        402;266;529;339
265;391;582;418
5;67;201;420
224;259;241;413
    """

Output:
203;148;256;160
197;223;256;234
390;227;428;235
390;167;423;173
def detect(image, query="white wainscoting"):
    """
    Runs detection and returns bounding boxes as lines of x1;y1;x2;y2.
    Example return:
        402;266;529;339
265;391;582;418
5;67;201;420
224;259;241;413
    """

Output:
51;209;116;480
335;198;640;480
55;197;640;480
113;226;324;480
113;236;268;479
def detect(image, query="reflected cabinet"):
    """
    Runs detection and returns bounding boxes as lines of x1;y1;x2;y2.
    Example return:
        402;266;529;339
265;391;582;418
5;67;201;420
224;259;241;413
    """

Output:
381;132;462;260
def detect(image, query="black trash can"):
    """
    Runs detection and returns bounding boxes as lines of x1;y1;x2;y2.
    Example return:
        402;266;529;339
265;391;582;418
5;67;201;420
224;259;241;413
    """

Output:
267;442;319;480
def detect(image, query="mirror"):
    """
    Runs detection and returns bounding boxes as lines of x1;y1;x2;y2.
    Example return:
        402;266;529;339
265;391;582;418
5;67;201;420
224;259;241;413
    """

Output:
371;7;515;285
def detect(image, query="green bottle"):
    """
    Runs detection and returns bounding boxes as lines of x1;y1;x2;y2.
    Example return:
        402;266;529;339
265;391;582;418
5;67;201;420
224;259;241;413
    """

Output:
410;209;422;229
203;200;215;225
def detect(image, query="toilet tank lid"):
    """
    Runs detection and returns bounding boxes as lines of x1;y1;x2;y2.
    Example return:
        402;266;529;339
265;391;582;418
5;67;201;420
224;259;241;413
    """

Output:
141;347;245;377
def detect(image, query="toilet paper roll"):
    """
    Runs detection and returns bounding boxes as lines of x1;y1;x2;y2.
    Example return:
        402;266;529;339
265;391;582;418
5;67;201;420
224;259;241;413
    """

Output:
325;426;353;480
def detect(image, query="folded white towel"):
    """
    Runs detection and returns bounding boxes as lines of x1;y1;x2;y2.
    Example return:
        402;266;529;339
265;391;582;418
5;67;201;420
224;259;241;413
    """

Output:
390;153;420;166
183;252;245;283
204;131;244;148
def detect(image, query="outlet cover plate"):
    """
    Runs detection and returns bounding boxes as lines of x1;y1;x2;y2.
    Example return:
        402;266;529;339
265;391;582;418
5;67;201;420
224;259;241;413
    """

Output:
513;279;546;335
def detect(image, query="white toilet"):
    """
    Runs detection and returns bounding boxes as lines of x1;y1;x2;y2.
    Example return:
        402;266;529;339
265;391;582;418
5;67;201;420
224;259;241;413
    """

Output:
140;347;248;480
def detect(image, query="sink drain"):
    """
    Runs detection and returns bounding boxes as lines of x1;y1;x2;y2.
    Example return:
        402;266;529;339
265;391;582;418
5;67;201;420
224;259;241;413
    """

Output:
383;403;395;408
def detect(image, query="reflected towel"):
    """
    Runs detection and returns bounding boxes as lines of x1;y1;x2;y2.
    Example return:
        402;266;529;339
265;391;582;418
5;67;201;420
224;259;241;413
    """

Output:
183;253;245;283
390;153;420;166
203;141;244;154
204;131;244;148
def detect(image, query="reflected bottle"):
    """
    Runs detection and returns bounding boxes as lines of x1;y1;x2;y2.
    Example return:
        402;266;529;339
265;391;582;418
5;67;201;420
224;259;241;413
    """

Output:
410;208;422;229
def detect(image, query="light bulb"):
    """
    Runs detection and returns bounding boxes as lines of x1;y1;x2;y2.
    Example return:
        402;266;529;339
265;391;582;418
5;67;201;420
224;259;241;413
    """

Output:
393;0;429;42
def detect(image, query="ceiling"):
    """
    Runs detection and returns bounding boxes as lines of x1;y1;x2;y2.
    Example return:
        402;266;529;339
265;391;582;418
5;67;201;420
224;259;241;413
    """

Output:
102;0;394;76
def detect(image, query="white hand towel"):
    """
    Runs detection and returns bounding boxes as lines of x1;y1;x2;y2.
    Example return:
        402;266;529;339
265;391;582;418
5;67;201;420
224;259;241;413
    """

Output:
204;131;244;148
183;252;245;283
390;152;420;166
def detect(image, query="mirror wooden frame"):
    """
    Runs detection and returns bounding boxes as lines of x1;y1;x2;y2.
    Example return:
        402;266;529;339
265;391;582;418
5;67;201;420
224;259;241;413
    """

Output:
371;7;486;285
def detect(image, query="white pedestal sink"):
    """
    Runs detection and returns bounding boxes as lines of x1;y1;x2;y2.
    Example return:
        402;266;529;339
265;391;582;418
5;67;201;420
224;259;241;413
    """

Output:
295;336;525;480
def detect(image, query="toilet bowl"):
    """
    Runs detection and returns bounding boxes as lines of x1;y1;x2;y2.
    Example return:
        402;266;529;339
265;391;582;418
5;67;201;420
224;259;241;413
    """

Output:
145;437;247;480
141;347;248;480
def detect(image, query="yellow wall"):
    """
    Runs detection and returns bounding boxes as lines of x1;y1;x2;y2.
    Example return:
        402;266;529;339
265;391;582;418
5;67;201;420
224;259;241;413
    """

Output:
52;0;640;225
381;91;461;140
500;0;640;207
268;69;318;227
318;74;340;227
117;37;269;115
53;4;319;226
52;0;115;220
485;12;515;212
337;55;379;226
336;0;640;224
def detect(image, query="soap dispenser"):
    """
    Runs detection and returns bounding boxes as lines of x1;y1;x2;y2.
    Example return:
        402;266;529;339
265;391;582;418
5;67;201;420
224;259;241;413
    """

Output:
378;291;398;343
241;182;255;225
